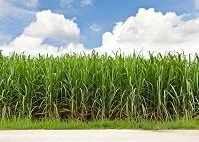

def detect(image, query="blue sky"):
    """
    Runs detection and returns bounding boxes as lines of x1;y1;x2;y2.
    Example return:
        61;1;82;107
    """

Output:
0;0;199;56
0;0;196;48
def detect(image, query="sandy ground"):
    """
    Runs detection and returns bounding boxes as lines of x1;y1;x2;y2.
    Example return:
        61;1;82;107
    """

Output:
0;130;198;142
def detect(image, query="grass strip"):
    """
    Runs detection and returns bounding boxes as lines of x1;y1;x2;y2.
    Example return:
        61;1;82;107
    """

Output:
0;119;198;130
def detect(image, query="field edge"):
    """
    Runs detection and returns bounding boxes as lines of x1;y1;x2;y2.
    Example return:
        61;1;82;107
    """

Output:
0;119;198;130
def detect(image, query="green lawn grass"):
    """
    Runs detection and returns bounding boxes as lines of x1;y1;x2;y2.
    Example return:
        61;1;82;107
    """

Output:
0;119;198;130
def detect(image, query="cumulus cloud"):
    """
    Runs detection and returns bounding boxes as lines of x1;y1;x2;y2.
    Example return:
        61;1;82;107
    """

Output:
94;8;199;56
90;24;102;33
1;8;199;56
23;10;80;42
81;0;93;6
0;10;87;56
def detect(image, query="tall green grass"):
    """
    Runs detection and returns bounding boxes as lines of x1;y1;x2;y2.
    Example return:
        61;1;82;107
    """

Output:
0;53;198;121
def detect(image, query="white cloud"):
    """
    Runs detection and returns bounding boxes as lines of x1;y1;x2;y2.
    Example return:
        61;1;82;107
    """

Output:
0;10;87;56
60;0;73;7
0;0;35;19
23;10;80;42
90;24;102;33
81;0;93;6
1;8;199;57
18;0;39;8
93;8;199;56
196;0;199;10
0;0;35;48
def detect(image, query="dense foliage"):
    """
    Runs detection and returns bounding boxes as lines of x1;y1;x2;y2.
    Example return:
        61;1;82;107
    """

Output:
0;53;198;121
